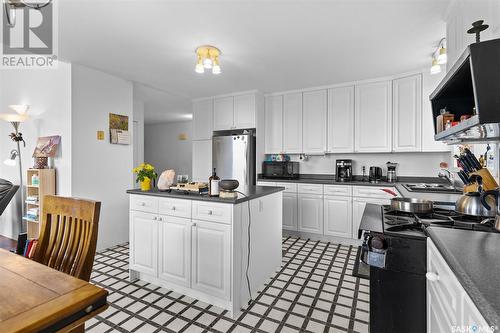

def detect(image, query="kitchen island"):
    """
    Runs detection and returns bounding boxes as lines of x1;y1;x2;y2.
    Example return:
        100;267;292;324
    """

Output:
126;185;284;317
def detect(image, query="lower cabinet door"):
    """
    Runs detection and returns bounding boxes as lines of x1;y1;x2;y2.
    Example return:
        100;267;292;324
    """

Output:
298;194;324;234
191;220;231;300
324;196;352;238
352;198;389;239
283;193;298;231
158;215;191;287
130;211;158;276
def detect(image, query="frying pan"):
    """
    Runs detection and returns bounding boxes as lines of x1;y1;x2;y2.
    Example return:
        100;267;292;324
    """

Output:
390;197;434;214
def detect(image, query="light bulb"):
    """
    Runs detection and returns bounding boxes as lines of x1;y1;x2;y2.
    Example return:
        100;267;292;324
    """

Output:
195;63;205;73
212;65;221;74
203;58;213;69
430;59;441;75
437;47;447;65
8;105;29;114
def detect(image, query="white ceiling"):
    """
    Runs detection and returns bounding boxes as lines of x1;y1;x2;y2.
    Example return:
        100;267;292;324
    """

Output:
59;0;449;124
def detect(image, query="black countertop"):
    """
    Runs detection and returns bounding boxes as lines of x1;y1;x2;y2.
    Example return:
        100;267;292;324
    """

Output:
427;227;500;326
258;174;461;205
127;185;285;204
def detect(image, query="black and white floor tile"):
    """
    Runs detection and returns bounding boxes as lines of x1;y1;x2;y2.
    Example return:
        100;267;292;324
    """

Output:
86;237;369;333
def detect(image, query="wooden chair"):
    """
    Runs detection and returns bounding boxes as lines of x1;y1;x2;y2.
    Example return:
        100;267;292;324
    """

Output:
32;195;101;282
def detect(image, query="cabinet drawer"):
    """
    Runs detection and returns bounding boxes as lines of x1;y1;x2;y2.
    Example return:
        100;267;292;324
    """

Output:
192;201;232;224
130;195;158;213
275;182;298;193
324;185;352;197
352;186;398;199
158;198;192;218
298;183;324;195
427;239;462;326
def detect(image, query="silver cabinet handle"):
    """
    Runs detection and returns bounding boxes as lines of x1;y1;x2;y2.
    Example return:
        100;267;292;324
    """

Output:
192;222;197;227
171;206;176;211
158;217;163;221
208;210;213;215
426;272;439;282
139;202;146;206
153;216;157;220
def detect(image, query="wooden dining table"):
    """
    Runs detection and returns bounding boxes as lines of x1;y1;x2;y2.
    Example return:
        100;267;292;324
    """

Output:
0;249;108;333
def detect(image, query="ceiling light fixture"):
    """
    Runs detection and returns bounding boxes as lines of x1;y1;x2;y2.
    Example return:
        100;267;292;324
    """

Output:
430;58;441;75
195;45;221;75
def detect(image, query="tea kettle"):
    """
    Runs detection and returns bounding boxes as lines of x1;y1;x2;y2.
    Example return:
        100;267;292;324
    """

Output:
455;176;497;217
481;188;500;231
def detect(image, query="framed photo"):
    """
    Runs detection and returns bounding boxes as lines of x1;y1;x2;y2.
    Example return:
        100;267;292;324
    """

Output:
32;135;61;158
109;113;130;145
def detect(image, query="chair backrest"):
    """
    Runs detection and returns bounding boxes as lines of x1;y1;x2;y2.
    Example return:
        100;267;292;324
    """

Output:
0;185;19;216
32;195;101;282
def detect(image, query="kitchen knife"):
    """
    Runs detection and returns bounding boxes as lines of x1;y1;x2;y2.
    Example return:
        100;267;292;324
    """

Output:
462;153;478;173
464;148;482;170
457;170;470;185
459;155;473;173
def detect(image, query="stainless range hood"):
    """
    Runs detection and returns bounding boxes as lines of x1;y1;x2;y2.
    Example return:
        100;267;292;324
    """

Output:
430;38;500;143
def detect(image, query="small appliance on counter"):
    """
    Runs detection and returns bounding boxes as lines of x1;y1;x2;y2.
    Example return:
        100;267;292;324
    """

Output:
336;159;352;182
262;161;299;179
369;166;383;183
219;179;239;199
386;162;398;183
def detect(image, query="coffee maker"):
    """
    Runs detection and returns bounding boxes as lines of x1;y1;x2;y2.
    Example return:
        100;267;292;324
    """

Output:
336;159;353;182
386;162;398;183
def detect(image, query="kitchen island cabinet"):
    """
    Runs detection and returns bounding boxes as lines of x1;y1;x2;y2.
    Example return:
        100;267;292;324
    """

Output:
127;186;283;318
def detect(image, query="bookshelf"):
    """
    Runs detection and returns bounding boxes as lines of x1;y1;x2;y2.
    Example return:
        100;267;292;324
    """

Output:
24;169;56;239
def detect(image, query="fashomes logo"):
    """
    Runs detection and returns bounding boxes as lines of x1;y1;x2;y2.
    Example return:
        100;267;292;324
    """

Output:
1;0;58;68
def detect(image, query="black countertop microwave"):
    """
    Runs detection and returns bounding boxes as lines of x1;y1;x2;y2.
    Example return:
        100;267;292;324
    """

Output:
262;161;299;179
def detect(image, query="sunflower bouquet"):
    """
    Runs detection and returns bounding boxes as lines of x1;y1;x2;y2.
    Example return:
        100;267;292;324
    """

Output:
133;163;158;191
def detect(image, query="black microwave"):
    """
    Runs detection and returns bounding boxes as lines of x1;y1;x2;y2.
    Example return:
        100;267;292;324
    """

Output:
262;161;299;179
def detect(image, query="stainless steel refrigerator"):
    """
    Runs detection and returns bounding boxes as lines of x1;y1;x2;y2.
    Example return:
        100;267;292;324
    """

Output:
212;129;256;187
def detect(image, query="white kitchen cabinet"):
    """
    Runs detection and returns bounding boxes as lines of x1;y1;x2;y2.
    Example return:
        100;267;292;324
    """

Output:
129;211;158;276
234;93;256;129
159;216;191;287
327;86;355;153
298;193;324;234
192;140;212;182
323;196;352;238
421;71;450;152
213;96;234;130
355;80;392;152
352;197;390;239
265;95;283;154
283;193;298;231
191;219;231;300
302;90;327;154
427;238;489;332
392;74;422;152
192;99;213;140
283;92;303;153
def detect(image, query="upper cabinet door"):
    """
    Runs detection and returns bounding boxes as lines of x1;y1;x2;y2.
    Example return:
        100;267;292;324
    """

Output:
302;90;327;154
233;93;256;129
192;99;213;141
283;92;303;153
355;80;392;152
265;95;283;154
393;74;422;152
327;86;354;153
213;96;234;130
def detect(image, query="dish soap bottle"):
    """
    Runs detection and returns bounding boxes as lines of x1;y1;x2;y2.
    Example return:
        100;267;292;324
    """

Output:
209;168;220;197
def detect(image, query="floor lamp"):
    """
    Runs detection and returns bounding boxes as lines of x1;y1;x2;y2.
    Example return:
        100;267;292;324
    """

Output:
0;105;30;232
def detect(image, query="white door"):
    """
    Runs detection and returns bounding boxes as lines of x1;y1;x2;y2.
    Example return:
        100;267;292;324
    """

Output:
324;196;352;238
213;96;234;130
298;194;323;234
283;92;303;153
265;95;283;154
192;140;212;182
233;93;256;129
352;197;390;239
283;193;298;231
158;215;191;287
393;74;422;152
302;90;327;154
327;86;355;153
355;81;392;152
129;211;158;276
192;99;213;141
191;220;231;300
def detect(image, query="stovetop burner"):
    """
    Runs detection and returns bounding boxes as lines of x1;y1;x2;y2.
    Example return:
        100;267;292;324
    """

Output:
382;205;497;234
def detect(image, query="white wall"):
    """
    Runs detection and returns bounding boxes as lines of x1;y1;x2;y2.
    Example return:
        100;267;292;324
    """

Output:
0;63;72;239
71;64;134;251
145;121;193;178
290;152;451;177
133;99;145;187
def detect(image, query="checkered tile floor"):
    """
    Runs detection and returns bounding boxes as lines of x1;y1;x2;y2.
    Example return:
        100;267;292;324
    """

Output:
86;237;369;333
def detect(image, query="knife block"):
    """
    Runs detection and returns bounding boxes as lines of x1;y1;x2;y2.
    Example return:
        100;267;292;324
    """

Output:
464;168;499;193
